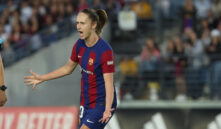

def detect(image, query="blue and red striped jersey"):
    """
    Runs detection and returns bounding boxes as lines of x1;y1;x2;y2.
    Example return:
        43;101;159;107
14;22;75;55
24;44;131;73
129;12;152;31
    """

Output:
70;38;117;109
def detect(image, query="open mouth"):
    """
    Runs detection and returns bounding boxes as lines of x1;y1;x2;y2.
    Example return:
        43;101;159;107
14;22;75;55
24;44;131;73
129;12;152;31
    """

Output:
79;31;83;34
78;31;84;37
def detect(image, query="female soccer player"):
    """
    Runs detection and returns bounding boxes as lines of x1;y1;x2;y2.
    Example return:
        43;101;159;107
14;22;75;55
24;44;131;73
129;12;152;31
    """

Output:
24;8;117;129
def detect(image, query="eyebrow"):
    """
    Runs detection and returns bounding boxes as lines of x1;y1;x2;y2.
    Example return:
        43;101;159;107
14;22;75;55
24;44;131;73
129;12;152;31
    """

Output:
76;21;85;24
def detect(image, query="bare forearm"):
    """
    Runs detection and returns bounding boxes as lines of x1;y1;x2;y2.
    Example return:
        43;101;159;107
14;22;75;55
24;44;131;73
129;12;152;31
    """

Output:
40;66;71;81
105;85;114;110
0;56;4;85
40;60;78;81
104;73;114;110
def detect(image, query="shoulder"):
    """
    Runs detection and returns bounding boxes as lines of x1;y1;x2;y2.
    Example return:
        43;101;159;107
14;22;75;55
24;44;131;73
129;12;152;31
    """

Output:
99;39;115;60
74;39;85;50
99;38;113;52
75;38;84;46
72;39;85;55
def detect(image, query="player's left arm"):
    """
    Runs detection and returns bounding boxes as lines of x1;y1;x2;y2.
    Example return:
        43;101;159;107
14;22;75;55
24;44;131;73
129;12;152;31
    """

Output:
104;73;114;111
99;73;115;123
99;49;115;123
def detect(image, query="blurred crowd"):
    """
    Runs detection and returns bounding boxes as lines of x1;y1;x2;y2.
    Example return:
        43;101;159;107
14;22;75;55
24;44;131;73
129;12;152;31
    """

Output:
0;0;124;65
119;0;221;101
1;0;221;101
0;0;75;49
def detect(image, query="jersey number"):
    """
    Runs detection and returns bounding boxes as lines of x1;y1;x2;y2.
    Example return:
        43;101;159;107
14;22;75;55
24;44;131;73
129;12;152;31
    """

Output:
79;106;84;118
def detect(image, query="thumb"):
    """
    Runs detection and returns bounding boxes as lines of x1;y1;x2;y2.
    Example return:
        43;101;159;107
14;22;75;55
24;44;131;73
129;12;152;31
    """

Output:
32;84;37;90
110;108;115;112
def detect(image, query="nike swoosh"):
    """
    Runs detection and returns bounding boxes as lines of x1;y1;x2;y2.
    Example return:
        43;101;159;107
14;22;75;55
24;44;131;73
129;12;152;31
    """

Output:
87;119;94;123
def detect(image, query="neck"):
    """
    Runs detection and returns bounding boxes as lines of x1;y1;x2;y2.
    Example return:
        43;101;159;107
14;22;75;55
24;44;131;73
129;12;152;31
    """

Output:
85;32;99;47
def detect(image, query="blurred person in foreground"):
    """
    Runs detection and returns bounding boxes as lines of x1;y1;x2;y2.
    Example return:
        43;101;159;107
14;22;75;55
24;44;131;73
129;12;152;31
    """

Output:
0;40;7;106
24;8;117;129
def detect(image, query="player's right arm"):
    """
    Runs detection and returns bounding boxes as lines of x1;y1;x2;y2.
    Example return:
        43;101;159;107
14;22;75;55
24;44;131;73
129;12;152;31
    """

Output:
24;59;78;90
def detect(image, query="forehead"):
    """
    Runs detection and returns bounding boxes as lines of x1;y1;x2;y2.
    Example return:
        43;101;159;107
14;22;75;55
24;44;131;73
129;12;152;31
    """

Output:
76;12;90;22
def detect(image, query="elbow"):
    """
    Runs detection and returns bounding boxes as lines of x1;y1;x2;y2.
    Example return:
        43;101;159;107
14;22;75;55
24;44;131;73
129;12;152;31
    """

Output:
67;70;73;75
63;69;72;75
64;66;74;75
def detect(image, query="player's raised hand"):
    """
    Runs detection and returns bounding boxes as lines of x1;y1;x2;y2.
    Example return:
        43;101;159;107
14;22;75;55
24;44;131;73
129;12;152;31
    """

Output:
99;108;115;123
24;70;44;90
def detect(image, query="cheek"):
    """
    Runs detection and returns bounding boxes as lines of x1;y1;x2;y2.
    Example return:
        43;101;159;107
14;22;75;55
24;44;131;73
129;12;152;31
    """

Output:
82;24;89;31
85;25;92;32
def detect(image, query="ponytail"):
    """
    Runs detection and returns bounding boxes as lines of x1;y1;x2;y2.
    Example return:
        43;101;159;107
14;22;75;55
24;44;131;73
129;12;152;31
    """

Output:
81;8;108;35
95;9;108;35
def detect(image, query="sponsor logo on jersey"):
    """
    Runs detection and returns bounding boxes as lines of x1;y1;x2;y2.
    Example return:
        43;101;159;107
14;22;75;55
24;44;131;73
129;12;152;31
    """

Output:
79;66;93;75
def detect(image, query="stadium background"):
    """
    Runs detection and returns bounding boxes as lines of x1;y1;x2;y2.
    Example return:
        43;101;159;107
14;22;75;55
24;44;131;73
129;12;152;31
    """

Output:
0;0;221;129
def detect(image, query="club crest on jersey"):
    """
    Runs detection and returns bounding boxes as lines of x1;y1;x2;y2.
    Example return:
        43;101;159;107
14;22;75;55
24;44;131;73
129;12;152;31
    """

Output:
88;58;94;65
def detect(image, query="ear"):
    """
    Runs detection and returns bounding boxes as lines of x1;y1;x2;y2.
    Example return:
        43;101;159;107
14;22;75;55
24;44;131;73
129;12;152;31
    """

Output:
92;21;97;30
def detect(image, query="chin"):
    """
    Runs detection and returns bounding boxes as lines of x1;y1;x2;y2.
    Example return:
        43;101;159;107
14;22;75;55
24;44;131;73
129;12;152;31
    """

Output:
79;36;85;40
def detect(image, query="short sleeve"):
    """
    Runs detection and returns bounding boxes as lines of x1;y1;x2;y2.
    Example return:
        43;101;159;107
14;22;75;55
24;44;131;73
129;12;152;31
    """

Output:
70;41;79;62
101;50;115;73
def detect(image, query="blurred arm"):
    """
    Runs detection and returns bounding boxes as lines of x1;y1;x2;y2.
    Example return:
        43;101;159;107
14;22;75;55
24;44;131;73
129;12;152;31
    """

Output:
0;55;4;86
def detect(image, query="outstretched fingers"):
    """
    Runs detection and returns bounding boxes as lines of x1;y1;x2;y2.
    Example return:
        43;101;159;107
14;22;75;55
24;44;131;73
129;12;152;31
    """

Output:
24;70;41;90
24;78;35;87
26;82;34;87
24;79;32;83
24;75;34;79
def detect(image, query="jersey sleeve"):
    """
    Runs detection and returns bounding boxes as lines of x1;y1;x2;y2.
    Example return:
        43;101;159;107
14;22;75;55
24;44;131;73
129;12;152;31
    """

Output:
70;41;79;62
101;50;115;73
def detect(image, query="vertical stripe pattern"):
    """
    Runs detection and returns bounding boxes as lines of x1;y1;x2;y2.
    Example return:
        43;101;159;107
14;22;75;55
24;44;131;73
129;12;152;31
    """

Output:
87;51;97;108
79;47;86;106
